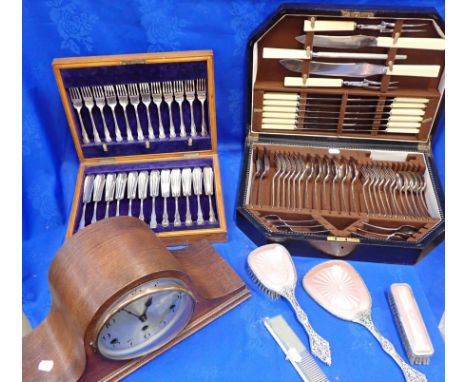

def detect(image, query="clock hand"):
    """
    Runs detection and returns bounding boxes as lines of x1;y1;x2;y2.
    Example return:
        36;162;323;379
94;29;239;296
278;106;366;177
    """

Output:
139;297;153;322
123;308;146;322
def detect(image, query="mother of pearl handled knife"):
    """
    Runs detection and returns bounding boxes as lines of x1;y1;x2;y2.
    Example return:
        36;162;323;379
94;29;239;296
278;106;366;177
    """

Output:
264;47;407;61
280;59;440;78
296;34;445;51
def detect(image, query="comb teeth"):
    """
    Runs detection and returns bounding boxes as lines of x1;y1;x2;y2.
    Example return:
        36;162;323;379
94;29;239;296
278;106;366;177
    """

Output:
247;264;280;300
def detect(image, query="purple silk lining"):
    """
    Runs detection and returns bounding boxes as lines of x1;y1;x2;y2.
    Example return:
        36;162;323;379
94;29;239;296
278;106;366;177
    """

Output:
60;61;211;158
73;157;219;234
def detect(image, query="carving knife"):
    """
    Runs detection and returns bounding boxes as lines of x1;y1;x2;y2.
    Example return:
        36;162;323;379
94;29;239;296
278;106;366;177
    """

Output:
263;47;407;61
280;59;440;78
296;34;445;51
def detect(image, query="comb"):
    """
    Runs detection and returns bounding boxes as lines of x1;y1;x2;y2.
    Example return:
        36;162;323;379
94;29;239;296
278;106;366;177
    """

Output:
264;315;329;382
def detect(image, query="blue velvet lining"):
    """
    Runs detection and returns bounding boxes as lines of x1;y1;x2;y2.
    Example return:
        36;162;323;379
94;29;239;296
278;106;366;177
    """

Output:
61;61;211;158
74;157;218;233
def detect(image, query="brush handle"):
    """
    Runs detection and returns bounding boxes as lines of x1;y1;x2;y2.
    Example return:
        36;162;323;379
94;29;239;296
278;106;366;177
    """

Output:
356;310;427;382
284;289;332;365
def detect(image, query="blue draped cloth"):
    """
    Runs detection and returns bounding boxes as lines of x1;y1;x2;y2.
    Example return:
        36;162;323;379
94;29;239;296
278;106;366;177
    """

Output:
23;1;445;380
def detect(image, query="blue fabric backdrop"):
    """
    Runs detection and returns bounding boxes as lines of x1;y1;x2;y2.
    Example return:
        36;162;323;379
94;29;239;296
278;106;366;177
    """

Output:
23;1;445;381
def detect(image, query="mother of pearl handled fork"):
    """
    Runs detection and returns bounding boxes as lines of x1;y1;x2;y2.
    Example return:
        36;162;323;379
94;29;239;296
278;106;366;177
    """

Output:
160;169;171;227
126;172;138;217
247;244;331;365
104;173;116;219
79;174;95;230
115;172;127;216
203;167;217;224
192;167;204;225
138;171;149;221
170;169;182;227
182;168;193;226
303;261;427;382
149;170;160;229
91;174;106;224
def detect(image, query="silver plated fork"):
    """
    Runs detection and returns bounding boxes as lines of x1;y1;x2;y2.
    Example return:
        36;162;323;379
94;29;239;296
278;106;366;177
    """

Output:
128;83;145;141
103;85;123;142
115;84;134;141
162;82;176;138
91;86;112;143
150;82;166;139
196;78;208;136
69;87;90;144
139;83;156;140
185;80;197;137
174;81;187;138
81;86;102;145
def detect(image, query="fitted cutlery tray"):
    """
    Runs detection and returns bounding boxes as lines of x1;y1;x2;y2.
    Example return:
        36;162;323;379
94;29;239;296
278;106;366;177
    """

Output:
53;51;227;244
249;5;445;142
236;4;445;264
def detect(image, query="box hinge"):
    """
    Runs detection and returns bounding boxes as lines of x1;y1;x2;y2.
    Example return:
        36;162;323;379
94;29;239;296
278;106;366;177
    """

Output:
121;59;146;65
417;142;431;152
247;134;259;144
183;153;200;158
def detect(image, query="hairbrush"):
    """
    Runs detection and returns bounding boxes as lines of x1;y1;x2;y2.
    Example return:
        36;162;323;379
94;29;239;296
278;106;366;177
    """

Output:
247;243;331;365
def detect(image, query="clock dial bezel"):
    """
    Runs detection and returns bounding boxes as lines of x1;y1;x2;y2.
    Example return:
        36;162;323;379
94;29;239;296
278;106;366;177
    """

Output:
93;278;196;360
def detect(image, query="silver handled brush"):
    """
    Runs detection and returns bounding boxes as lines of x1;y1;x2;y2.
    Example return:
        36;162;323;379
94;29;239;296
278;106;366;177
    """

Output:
149;170;160;229
247;244;332;365
160;170;171;227
115;173;127;216
127;171;138;217
91;174;106;224
192;167;204;225
104;173;116;219
181;168;193;226
170;169;182;227
138;171;149;222
79;174;95;230
203;167;217;224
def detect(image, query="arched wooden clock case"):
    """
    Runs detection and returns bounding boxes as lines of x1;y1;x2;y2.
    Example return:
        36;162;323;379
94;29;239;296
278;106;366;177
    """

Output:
22;217;250;381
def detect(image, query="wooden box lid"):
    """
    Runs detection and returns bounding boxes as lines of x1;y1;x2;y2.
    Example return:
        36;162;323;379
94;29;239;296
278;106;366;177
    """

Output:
53;50;218;162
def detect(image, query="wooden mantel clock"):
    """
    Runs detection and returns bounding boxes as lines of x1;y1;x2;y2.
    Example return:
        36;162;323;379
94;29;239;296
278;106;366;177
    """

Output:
22;217;250;381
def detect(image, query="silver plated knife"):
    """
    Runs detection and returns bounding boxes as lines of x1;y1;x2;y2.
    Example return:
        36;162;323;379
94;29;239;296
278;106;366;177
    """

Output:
280;59;440;78
295;34;445;51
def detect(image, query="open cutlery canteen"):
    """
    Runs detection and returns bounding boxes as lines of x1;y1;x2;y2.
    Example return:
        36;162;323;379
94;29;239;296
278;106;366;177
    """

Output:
55;52;227;245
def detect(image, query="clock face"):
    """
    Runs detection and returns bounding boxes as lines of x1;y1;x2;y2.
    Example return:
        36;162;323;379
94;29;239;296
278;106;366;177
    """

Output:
96;278;195;360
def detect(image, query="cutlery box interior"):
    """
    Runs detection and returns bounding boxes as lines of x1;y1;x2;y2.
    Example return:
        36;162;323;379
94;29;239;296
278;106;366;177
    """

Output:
236;4;445;264
53;50;227;245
